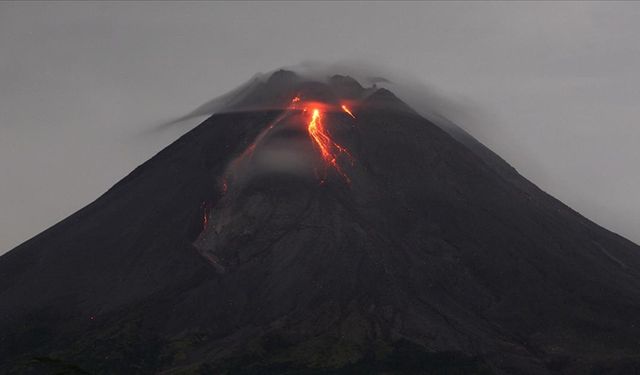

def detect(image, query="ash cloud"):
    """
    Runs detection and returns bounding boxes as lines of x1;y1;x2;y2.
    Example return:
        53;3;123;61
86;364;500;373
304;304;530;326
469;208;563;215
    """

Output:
150;61;507;182
149;61;491;138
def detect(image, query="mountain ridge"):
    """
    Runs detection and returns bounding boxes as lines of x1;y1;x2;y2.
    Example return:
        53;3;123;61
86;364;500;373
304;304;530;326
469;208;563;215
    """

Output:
1;71;639;374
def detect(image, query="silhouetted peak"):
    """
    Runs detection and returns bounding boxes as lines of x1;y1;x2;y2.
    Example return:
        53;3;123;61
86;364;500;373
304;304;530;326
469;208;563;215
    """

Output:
265;69;300;87
327;74;365;99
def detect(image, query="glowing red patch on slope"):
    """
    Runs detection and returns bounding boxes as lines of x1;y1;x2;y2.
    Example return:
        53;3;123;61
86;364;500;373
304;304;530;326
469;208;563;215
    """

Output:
305;106;354;183
341;104;356;118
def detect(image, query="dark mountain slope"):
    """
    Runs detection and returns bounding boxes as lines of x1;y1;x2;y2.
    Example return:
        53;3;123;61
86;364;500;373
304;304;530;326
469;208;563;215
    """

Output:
1;72;639;375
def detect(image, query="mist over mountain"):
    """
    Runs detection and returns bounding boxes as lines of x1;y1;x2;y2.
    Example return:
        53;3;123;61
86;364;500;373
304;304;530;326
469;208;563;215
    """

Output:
1;70;639;374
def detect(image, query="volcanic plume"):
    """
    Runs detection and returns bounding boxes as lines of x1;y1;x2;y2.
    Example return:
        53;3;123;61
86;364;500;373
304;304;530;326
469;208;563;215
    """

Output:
1;69;640;374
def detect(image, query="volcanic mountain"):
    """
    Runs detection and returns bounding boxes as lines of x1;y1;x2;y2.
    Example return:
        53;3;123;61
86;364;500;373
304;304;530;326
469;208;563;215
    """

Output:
1;70;640;374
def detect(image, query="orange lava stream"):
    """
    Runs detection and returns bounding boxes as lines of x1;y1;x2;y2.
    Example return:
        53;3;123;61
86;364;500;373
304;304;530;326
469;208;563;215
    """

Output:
224;96;356;188
306;107;353;183
341;104;356;118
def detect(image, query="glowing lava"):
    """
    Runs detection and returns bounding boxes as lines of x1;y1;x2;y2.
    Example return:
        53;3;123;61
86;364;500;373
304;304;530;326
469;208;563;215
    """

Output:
341;104;356;118
223;96;357;188
202;201;210;230
306;107;353;183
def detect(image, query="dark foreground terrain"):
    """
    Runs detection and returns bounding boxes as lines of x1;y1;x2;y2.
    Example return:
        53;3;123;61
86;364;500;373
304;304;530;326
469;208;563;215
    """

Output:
1;71;640;374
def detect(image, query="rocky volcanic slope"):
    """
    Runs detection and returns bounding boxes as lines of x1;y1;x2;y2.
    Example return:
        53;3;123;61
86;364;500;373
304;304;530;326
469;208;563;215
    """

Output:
1;71;640;374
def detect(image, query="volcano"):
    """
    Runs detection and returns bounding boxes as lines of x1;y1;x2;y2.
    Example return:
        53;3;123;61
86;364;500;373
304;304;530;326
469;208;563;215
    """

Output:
1;70;640;374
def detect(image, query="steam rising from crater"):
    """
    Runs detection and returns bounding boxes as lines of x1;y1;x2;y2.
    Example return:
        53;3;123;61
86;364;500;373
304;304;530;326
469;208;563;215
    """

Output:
154;61;481;135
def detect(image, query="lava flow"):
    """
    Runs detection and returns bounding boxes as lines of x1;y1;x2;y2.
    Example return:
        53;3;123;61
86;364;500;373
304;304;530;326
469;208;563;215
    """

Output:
306;106;354;183
341;104;356;119
221;96;357;191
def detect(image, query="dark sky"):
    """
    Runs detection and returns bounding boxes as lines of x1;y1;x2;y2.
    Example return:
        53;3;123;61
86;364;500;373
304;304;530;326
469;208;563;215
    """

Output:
1;2;639;254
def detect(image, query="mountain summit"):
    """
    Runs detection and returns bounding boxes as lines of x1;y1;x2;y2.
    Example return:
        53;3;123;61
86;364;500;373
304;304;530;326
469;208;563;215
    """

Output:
1;70;640;374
